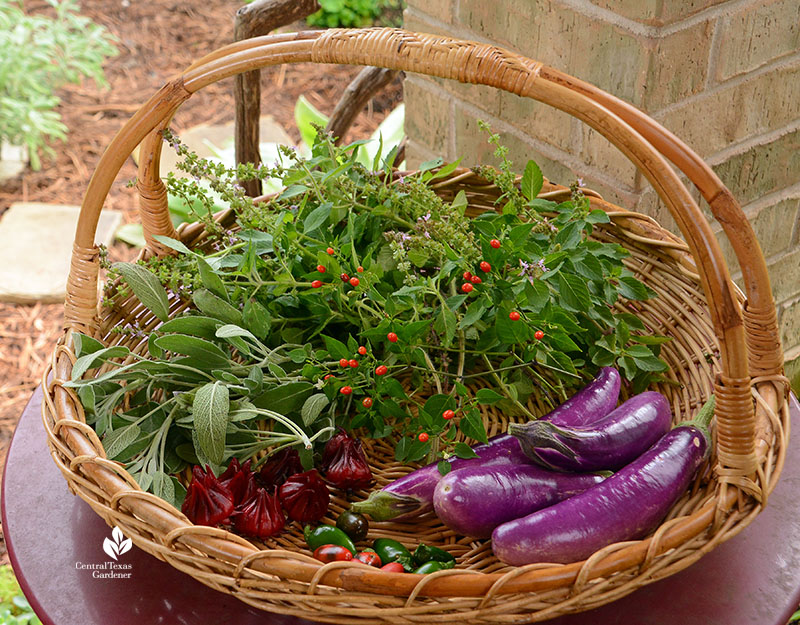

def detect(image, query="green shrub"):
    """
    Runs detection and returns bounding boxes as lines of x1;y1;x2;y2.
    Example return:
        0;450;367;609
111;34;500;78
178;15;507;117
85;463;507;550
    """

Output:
0;565;41;625
0;0;117;170
306;0;404;28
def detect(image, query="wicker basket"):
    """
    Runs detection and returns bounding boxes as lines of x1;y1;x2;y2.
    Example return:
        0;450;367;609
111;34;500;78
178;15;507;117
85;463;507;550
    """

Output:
43;28;791;623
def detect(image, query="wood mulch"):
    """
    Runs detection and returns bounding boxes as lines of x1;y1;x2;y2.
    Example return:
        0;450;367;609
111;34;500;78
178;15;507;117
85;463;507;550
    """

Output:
0;0;402;565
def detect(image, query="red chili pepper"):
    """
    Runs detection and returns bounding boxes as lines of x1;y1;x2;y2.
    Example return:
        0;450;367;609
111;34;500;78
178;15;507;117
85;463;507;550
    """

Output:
357;346;367;356
219;458;256;506
479;261;491;272
340;273;350;282
324;435;372;490
348;359;358;368
362;397;373;408
387;332;398;343
443;409;455;420
182;465;235;526
323;374;334;381
418;432;429;442
311;280;322;288
380;562;405;573
313;544;353;563
461;283;474;293
340;386;353;395
509;311;521;321
258;448;304;491
470;275;482;284
326;247;335;255
463;271;472;281
278;469;330;523
490;239;501;249
356;266;364;273
534;330;545;340
354;551;382;567
316;265;326;273
232;488;285;538
339;358;349;368
349;277;360;287
375;365;388;376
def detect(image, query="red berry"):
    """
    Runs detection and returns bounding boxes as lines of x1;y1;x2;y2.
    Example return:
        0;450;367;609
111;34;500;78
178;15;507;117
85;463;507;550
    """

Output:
349;277;360;287
357;266;364;273
509;311;521;321
317;265;326;273
387;332;398;343
463;271;472;281
470;275;482;284
534;330;545;340
461;283;474;293
340;273;350;282
340;386;353;395
358;346;367;356
490;239;501;249
339;358;349;368
349;359;358;368
362;397;373;408
443;409;455;420
323;374;334;381
327;247;335;255
311;280;323;288
418;432;429;443
375;365;388;376
480;261;491;272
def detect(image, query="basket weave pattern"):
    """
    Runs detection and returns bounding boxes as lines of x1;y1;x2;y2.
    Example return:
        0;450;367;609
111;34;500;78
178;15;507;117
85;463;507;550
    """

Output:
42;29;790;623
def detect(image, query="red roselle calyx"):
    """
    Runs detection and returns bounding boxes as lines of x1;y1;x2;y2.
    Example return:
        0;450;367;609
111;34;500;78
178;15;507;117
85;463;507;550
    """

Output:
278;469;330;523
232;488;285;538
182;465;235;526
258;448;304;491
321;428;350;469
219;458;256;506
323;435;372;490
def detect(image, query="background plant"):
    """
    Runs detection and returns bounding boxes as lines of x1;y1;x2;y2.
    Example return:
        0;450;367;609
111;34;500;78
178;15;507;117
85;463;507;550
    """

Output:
0;565;41;625
0;0;117;169
306;0;404;28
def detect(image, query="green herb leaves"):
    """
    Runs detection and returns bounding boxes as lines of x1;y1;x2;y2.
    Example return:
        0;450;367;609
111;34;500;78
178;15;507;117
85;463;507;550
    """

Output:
193;382;230;465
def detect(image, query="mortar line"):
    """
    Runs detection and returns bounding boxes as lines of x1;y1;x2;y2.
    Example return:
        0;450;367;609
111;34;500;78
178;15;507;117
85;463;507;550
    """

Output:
704;14;724;90
705;118;800;166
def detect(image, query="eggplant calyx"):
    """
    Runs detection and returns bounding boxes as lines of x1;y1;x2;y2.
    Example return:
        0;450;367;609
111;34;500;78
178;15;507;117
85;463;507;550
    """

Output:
507;421;578;462
350;490;424;521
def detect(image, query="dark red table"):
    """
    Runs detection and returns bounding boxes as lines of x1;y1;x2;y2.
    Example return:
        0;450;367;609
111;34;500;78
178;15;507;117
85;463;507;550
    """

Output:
4;388;800;625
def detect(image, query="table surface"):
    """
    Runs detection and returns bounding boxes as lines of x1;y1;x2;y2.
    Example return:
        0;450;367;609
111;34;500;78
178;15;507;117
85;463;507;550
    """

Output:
4;387;800;625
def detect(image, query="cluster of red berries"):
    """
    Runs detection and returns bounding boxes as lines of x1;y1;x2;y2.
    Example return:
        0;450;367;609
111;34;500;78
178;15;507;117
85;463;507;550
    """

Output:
311;248;364;289
461;240;501;294
418;408;458;442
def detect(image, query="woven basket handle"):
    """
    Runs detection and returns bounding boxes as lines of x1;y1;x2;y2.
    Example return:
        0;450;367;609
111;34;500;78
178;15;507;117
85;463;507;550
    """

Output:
66;28;776;492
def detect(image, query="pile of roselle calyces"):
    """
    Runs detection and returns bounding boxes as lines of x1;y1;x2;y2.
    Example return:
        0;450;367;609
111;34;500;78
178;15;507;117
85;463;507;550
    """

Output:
182;429;371;539
352;367;715;566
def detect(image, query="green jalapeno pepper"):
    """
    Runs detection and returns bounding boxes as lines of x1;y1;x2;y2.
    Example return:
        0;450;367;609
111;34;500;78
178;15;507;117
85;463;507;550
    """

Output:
304;524;357;555
412;559;455;575
372;538;411;566
412;544;456;567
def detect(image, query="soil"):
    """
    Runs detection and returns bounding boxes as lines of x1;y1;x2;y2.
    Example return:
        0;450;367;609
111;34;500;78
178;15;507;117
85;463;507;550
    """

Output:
0;0;402;564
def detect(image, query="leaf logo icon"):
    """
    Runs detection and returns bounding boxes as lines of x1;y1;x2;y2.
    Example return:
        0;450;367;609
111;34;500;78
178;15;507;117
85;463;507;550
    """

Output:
102;526;132;561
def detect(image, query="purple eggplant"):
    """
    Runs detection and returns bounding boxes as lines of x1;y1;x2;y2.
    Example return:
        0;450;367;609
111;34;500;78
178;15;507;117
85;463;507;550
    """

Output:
491;396;715;566
509;391;671;472
433;464;605;538
350;367;620;521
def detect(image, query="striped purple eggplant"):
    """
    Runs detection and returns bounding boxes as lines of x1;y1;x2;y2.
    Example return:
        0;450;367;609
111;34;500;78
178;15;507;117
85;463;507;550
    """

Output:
433;463;605;538
492;396;714;566
350;367;620;521
509;391;671;472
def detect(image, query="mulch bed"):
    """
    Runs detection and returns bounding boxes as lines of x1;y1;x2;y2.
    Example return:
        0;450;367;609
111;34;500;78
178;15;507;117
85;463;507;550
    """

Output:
0;0;402;565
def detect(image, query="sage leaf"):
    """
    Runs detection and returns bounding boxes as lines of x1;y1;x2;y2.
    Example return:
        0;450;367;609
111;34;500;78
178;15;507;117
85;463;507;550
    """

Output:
197;257;228;301
151;470;176;507
301;393;330;426
152;234;193;256
193;289;243;325
71;345;130;381
112;262;170;322
216;324;258;342
243;298;271;340
73;333;105;358
154;334;231;369
252;381;314;414
303;202;331;233
103;424;141;459
193;381;230;465
158;315;222;341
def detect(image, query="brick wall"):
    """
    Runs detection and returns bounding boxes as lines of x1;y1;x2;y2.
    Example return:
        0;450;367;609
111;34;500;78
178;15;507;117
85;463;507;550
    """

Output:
402;0;800;369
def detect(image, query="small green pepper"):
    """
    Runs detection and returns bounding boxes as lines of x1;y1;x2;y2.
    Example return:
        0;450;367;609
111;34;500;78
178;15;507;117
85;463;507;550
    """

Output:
304;524;357;555
412;544;456;567
412;559;455;575
372;538;412;566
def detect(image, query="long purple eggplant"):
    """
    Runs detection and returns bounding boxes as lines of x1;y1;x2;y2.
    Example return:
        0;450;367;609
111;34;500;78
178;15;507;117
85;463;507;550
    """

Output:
433;464;605;538
509;391;671;472
491;396;714;566
350;367;620;521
